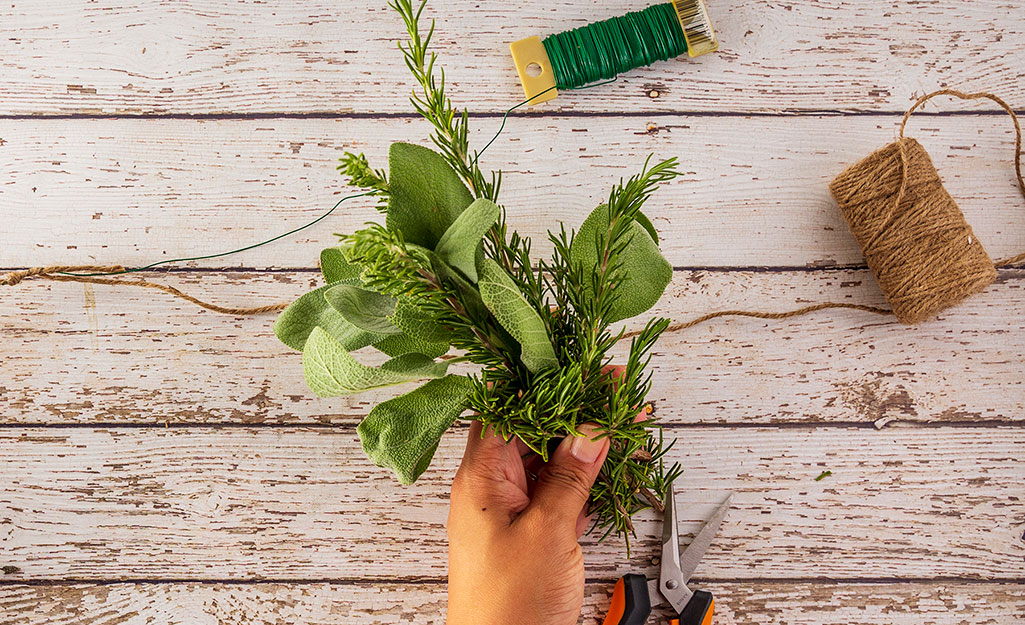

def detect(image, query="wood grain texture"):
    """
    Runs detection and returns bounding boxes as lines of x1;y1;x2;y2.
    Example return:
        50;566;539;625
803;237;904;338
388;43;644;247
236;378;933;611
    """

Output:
2;269;1023;425
3;115;1024;269
2;426;1024;580
3;1;1023;619
2;582;1024;625
0;0;1022;115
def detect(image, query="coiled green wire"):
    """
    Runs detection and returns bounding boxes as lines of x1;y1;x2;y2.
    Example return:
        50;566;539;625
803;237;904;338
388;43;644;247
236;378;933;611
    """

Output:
541;3;688;90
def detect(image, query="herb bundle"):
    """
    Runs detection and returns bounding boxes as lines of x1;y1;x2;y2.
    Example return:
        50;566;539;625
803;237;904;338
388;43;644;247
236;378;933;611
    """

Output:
275;0;682;540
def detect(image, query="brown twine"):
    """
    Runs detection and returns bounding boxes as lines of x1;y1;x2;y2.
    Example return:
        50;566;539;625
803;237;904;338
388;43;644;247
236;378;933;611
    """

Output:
620;302;892;340
829;88;1024;324
2;90;1021;329
626;89;1024;336
1;265;287;316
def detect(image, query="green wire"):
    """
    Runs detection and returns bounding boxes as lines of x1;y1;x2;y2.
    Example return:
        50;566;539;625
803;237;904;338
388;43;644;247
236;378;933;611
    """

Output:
542;3;688;90
474;78;616;166
58;190;374;277
58;30;639;280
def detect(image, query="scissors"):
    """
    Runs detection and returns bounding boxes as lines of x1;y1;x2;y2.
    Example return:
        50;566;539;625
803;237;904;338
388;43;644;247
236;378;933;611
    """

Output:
602;483;732;625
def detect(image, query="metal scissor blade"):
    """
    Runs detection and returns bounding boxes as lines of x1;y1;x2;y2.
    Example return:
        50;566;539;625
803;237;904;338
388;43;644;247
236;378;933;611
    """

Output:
658;482;691;613
677;493;733;582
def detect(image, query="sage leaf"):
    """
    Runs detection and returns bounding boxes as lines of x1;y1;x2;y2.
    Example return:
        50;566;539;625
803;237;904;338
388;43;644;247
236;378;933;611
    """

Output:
324;284;401;335
320;247;363;285
358;374;474;485
435;198;500;282
386;142;473;249
390;298;452;344
478;258;558;373
432;251;490;323
302;327;450;397
633;210;659;244
274;286;381;351
373;332;449;359
570;205;672;324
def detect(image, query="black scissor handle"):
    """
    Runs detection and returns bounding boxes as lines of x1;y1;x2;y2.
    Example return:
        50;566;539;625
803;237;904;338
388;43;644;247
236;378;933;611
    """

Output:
674;589;714;625
601;573;651;625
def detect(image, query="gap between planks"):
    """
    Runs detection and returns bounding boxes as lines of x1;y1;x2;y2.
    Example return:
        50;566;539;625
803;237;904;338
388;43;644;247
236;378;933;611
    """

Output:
0;110;1022;121
2;581;1022;625
3;576;1025;587
4;269;1023;426
2;421;1024;430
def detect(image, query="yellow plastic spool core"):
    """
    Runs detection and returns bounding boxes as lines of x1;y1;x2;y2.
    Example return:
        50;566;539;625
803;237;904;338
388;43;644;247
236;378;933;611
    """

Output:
509;36;558;106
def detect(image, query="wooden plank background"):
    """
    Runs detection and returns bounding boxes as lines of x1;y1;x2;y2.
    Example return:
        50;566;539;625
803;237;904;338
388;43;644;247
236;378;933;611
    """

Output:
1;0;1023;623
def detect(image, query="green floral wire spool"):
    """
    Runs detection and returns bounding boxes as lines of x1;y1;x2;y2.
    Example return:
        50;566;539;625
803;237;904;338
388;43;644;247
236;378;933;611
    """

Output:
511;0;719;104
543;4;689;90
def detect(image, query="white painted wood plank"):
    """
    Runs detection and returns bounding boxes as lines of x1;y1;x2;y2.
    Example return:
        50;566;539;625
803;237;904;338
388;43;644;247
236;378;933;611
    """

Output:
2;269;1023;425
0;1;1022;115
2;582;1023;625
3;115;1024;269
2;427;1023;580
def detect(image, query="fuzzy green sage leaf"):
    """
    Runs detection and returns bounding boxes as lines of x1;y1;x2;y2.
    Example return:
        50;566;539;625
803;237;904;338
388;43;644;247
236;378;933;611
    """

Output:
274;285;381;352
320;247;364;285
302;327;450;397
374;331;449;359
478;258;558;373
390;298;453;344
571;206;672;324
386;142;473;249
325;284;401;335
435;197;500;282
358;374;474;485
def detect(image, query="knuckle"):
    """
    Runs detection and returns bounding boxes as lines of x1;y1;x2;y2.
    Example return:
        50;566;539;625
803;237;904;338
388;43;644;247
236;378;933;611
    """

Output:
538;464;592;503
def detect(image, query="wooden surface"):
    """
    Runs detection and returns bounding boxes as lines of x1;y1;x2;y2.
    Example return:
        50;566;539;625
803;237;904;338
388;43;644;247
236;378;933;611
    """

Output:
0;0;1023;115
2;0;1024;623
4;116;1025;269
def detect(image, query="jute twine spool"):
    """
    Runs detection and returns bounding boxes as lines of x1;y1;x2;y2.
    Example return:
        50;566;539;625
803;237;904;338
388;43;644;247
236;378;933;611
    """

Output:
829;89;1025;325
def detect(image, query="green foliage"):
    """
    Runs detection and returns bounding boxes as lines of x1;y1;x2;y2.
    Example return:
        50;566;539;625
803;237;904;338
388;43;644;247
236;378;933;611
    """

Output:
302;327;449;397
320;247;364;285
374;331;449;359
391;0;500;202
632;210;659;244
274;286;380;352
478;258;558;373
387;142;473;248
358;375;475;484
325;284;401;335
571;206;672;323
274;0;684;543
338;152;389;211
391;298;452;343
435;198;500;282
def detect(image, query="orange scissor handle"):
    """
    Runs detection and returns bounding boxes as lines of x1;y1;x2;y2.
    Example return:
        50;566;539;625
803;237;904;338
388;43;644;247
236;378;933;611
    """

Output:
601;574;651;625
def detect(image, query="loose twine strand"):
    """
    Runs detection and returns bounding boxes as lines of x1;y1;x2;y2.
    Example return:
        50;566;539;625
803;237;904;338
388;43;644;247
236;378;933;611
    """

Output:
2;90;1021;333
896;89;1025;267
0;265;287;315
1;190;373;315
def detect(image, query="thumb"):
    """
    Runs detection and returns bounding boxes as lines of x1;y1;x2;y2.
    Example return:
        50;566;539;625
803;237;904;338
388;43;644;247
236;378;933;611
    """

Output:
527;423;609;526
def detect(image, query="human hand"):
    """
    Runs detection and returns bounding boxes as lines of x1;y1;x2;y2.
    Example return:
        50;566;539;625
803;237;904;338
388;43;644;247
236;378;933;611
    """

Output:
446;418;610;625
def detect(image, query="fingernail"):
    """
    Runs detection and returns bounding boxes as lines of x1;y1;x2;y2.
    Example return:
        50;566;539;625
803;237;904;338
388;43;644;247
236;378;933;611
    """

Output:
569;424;605;463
